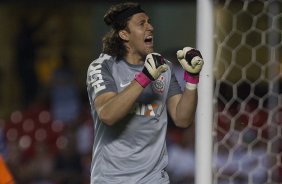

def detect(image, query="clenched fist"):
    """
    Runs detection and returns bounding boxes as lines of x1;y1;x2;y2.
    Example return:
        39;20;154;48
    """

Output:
143;53;168;80
135;53;168;88
177;47;204;76
177;47;204;90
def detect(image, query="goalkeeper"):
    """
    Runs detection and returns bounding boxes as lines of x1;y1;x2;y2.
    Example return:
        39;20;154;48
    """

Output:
86;2;204;184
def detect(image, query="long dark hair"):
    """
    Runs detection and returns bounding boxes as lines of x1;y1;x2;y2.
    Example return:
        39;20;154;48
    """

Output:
102;2;141;60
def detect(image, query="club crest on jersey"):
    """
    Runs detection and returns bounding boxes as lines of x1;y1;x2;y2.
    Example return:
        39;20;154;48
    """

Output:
153;75;165;94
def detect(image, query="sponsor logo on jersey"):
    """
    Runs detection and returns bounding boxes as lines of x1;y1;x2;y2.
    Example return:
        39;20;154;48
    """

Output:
130;103;158;116
89;60;106;93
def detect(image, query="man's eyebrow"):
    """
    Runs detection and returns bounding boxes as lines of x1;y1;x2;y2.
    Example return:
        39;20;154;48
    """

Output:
139;17;151;23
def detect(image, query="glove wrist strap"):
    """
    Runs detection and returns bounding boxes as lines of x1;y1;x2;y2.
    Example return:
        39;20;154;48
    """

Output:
135;72;151;88
186;82;197;90
184;71;199;84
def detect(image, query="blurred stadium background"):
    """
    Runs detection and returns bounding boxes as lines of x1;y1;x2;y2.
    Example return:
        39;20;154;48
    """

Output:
0;0;281;184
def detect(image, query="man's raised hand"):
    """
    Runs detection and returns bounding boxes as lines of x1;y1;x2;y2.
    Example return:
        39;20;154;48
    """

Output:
135;53;168;88
177;47;204;90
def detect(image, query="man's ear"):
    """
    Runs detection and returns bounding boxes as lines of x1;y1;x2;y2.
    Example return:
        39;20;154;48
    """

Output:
118;30;129;41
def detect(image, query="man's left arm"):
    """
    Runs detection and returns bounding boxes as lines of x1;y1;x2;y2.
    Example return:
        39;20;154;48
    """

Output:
167;47;204;128
167;89;198;128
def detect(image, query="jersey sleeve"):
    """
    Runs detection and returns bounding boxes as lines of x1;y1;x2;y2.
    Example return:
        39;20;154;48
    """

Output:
167;62;182;98
87;54;117;102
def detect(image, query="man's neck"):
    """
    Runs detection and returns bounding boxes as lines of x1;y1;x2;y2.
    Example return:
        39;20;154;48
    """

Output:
124;53;144;65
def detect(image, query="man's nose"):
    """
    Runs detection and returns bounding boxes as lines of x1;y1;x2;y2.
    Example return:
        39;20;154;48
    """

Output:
147;23;154;31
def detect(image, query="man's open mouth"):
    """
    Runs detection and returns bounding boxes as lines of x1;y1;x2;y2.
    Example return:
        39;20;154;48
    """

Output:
144;36;153;45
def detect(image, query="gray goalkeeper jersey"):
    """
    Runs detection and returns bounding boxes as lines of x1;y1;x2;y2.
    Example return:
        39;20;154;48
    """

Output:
86;53;182;184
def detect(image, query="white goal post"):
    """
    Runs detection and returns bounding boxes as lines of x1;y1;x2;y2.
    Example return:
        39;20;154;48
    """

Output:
196;0;214;184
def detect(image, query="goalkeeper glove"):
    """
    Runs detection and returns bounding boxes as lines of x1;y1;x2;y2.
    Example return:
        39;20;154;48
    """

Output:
177;47;204;90
135;53;168;88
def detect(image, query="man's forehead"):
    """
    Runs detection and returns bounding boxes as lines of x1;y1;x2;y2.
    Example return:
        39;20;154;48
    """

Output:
130;13;149;22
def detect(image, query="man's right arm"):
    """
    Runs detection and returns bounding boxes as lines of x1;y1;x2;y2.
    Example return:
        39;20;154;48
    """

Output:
94;80;144;126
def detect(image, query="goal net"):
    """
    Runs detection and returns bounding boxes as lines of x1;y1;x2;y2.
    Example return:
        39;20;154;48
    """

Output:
213;0;282;183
